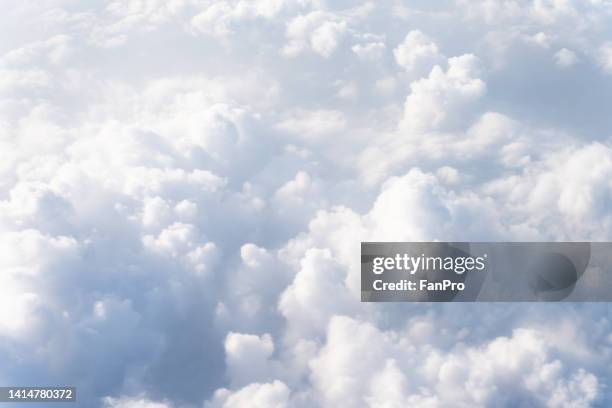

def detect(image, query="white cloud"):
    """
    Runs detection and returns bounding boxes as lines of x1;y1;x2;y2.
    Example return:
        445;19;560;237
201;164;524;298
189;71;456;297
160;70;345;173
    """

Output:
483;142;612;239
526;31;552;48
598;43;612;73
276;109;347;141
334;80;358;99
436;166;460;185
0;68;51;93
555;48;578;67
399;54;486;133
457;0;523;24
279;248;356;340
225;332;275;387
352;40;386;61
191;0;287;37
103;396;173;408
3;1;612;407
393;30;443;72
530;0;577;25
283;11;348;57
308;315;600;407
2;34;73;66
0;230;78;336
205;380;290;408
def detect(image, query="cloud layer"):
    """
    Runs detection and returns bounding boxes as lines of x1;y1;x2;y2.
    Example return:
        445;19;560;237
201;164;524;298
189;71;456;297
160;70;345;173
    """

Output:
2;1;612;407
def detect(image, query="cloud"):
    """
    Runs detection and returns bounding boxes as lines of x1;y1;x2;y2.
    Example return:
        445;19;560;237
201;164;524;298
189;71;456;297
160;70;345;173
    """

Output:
191;0;287;37
279;248;357;340
529;0;577;25
224;332;276;387
399;54;486;133
0;229;78;336
393;30;443;73
308;315;600;407
2;1;612;407
483;142;612;239
598;43;612;74
352;37;386;61
275;109;347;141
283;11;348;57
205;380;290;408
103;396;173;408
554;48;578;67
526;31;552;48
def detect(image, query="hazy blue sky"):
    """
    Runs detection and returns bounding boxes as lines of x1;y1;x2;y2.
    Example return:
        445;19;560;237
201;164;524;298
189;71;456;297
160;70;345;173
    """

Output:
2;1;612;407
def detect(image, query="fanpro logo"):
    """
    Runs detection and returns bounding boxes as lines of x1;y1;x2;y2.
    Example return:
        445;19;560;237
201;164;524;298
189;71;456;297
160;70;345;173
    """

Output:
372;253;487;275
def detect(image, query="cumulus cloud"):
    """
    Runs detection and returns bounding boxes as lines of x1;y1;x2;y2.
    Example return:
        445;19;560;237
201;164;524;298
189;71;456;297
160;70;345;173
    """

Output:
2;1;612;407
279;248;357;340
352;40;386;61
191;0;288;37
399;54;486;133
0;229;78;336
224;332;276;387
393;30;443;73
308;315;600;407
283;11;348;57
205;380;290;408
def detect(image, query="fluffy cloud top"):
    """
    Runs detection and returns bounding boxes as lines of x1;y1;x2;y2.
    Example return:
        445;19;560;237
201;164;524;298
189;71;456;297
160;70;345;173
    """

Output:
393;30;443;73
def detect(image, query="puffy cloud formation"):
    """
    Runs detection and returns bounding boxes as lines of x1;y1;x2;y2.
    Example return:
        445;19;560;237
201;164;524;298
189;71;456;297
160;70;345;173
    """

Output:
399;54;486;133
205;380;290;408
2;1;612;407
283;11;348;58
309;316;600;407
224;332;276;387
393;30;443;73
